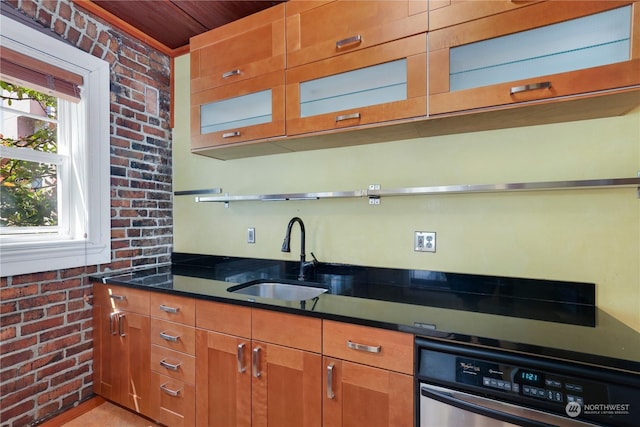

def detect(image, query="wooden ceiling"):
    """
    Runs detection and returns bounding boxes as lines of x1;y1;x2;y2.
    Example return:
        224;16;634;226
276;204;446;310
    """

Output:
76;0;284;55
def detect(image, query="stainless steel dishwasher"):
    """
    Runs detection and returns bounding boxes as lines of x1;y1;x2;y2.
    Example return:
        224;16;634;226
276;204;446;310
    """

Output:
416;337;640;427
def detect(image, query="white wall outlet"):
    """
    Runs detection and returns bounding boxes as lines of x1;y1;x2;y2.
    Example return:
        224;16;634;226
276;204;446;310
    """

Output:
247;227;255;244
414;231;436;252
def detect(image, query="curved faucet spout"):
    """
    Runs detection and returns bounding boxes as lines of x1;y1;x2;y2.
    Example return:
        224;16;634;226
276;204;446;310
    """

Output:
281;217;314;281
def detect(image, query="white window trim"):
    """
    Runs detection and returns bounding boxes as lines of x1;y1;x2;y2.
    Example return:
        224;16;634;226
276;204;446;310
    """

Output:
0;14;111;277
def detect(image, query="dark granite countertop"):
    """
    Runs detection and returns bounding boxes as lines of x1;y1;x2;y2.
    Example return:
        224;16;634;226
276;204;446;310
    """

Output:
94;253;640;374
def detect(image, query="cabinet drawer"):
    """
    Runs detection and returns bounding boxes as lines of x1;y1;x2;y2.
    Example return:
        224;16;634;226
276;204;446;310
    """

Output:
151;345;196;384
190;3;285;92
151;319;196;356
429;1;640;114
323;321;413;374
252;309;322;353
150;372;195;427
286;33;427;136
150;293;195;326
286;0;427;67
196;300;251;338
94;284;149;315
429;0;543;30
191;71;285;149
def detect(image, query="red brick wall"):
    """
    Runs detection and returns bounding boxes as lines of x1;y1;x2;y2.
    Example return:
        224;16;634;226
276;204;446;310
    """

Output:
0;1;172;425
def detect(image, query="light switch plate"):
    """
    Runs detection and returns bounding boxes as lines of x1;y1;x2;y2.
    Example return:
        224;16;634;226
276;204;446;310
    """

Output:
247;227;255;244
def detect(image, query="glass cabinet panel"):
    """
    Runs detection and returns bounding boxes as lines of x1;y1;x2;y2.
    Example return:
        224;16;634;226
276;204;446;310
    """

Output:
200;89;272;134
449;6;632;91
299;59;407;117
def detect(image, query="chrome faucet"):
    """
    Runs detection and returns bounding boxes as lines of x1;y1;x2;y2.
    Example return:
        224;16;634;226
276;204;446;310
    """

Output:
281;217;317;281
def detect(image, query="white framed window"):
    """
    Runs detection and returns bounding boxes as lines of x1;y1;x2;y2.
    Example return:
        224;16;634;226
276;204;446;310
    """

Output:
0;14;110;277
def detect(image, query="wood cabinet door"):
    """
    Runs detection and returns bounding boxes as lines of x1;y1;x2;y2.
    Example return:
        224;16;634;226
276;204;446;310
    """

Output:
251;341;322;427
92;289;116;401
428;0;543;30
323;358;413;427
195;329;251;427
286;0;428;68
428;1;640;115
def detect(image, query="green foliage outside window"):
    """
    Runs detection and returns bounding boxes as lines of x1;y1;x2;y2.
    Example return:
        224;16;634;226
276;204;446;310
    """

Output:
1;81;58;228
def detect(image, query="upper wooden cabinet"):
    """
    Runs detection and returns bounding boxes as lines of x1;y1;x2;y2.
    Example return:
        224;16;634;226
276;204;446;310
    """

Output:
190;3;286;150
286;0;428;68
286;33;427;136
428;0;543;30
429;1;640;115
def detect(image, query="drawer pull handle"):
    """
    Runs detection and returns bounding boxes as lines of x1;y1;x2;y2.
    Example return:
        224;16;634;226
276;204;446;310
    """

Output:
347;340;381;353
109;312;119;335
252;346;261;378
327;363;336;399
336;113;360;122
222;69;241;78
237;343;246;373
117;313;126;337
336;34;362;49
109;294;126;301
222;131;241;138
510;81;551;95
160;331;180;342
159;304;179;314
160;359;181;371
160;383;181;397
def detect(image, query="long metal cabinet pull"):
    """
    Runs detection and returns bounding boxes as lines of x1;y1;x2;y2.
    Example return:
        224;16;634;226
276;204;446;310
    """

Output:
109;294;126;301
160;359;181;371
237;343;246;373
347;340;381;353
327;363;336;399
109;312;119;335
336;34;362;49
252;347;261;378
336;113;361;122
222;131;241;138
222;69;241;78
160;383;181;397
117;313;126;337
159;304;179;314
160;331;180;342
510;81;551;95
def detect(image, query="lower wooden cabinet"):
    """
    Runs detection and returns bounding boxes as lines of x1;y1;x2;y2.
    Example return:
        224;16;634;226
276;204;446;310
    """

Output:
150;372;196;427
323;358;414;427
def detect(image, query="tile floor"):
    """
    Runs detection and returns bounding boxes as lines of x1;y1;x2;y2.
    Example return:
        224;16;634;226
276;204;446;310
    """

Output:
60;402;161;427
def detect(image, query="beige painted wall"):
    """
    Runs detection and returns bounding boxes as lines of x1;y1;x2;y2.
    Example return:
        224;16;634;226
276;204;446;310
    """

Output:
172;54;640;331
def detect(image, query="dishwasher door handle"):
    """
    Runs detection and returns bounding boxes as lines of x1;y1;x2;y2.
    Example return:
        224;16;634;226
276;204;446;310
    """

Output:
421;384;600;427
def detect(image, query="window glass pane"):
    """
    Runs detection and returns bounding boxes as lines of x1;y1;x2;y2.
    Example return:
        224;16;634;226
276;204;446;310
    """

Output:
1;83;58;153
0;159;58;229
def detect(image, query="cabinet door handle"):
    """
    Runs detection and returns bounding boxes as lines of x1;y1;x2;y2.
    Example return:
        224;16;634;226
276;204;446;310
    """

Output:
510;81;551;95
336;34;362;49
109;294;126;301
160;331;180;342
160;359;182;371
237;343;246;373
347;340;381;353
336;113;360;122
222;69;241;79
252;346;261;378
159;304;179;314
222;131;241;138
109;312;119;335
160;382;181;397
327;363;336;399
117;313;126;337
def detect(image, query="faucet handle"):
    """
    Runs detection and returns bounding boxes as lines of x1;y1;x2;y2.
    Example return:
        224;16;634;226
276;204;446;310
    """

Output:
309;252;319;267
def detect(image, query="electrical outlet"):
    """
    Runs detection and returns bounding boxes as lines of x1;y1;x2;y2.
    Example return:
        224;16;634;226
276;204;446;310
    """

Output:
247;227;255;244
414;231;436;252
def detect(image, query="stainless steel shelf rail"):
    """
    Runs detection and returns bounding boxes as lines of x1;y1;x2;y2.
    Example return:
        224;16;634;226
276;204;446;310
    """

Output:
195;176;640;205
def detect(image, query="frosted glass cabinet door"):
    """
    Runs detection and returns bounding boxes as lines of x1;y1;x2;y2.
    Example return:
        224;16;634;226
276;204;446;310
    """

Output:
286;33;427;136
429;1;640;115
190;71;285;149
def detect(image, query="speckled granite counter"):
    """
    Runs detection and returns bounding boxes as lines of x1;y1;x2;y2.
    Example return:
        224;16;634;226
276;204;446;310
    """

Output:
94;254;640;373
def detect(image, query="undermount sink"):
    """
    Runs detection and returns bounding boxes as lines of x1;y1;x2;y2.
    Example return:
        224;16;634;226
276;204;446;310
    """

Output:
227;279;329;301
